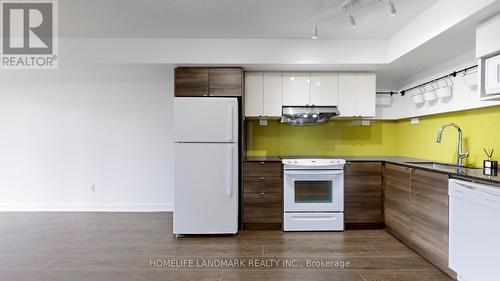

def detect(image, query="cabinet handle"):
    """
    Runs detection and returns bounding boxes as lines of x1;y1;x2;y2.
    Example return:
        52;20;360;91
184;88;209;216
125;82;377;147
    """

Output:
259;177;265;181
346;162;352;165
260;162;265;165
260;192;265;196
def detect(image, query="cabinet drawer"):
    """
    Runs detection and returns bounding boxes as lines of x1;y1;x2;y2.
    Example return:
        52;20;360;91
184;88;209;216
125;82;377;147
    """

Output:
243;162;282;178
243;192;282;223
244;177;282;193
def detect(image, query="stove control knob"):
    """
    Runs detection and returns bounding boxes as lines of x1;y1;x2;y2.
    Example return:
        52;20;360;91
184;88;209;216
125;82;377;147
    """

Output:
294;161;298;164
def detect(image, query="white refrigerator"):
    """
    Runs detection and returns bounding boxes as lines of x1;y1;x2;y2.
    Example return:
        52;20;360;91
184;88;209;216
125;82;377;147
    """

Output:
173;97;239;235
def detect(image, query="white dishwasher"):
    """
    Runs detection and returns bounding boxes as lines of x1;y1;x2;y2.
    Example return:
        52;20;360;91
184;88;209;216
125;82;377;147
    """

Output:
449;179;500;281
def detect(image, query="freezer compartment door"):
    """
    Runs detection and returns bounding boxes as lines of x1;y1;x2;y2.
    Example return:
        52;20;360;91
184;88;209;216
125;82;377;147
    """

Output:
174;97;238;143
174;143;238;234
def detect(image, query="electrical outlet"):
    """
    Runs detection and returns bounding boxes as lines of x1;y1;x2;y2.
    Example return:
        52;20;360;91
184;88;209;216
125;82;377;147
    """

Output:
90;184;96;193
411;118;420;125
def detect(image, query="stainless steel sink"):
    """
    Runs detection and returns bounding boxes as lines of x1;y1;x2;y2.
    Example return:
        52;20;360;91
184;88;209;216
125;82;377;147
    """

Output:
405;161;481;170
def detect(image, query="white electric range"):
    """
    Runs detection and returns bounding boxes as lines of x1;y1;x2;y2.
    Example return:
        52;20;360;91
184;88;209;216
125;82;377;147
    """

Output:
282;159;346;231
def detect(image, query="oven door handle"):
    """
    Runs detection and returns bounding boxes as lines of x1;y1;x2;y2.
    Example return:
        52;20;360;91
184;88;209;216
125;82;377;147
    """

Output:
284;170;343;175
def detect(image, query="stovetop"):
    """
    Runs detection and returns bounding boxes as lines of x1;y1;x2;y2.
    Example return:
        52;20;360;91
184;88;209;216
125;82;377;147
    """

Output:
282;158;346;170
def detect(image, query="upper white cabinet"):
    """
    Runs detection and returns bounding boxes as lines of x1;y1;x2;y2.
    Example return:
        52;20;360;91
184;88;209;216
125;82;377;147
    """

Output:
282;72;339;106
338;73;357;117
476;14;500;100
263;73;283;117
282;73;310;106
244;72;282;117
310;73;339;106
356;73;376;117
338;73;376;117
476;14;500;58
245;73;264;117
245;71;375;118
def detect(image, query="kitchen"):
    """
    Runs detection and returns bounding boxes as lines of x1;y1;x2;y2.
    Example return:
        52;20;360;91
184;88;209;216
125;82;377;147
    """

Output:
1;1;500;281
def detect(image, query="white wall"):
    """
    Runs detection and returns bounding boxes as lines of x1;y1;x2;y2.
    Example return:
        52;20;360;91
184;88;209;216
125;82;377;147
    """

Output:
376;50;500;119
0;64;175;211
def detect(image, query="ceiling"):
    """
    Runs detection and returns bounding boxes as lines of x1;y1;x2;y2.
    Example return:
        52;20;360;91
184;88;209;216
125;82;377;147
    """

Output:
60;0;437;39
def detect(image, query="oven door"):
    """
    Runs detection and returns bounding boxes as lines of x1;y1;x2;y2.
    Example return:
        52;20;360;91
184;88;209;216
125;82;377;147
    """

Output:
284;169;344;212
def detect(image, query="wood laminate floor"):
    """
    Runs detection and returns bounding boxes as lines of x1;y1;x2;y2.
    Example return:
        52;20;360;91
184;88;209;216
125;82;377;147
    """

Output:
0;213;454;281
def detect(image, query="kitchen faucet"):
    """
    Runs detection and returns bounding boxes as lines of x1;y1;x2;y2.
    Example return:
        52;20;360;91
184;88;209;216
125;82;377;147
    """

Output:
436;123;469;166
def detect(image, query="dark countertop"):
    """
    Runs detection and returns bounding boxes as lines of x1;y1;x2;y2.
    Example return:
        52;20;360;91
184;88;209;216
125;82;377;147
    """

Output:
244;156;500;187
243;156;282;162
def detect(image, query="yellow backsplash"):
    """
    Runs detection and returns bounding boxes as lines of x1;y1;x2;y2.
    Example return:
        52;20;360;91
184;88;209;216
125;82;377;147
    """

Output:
246;105;500;167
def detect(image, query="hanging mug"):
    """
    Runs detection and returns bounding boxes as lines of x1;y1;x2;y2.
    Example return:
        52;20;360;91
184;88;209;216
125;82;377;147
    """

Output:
423;83;437;101
436;78;452;98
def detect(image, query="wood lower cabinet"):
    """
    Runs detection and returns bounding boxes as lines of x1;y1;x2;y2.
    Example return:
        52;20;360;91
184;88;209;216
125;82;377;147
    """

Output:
243;161;282;230
383;163;455;278
383;163;412;242
243;192;282;224
410;168;451;275
344;162;383;227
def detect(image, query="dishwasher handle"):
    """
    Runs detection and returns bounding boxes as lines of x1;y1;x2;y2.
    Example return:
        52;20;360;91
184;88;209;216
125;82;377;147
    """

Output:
449;179;500;209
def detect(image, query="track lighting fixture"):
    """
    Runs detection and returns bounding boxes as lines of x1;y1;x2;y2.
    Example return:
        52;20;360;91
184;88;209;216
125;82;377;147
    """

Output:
309;0;400;37
312;24;319;39
389;0;397;16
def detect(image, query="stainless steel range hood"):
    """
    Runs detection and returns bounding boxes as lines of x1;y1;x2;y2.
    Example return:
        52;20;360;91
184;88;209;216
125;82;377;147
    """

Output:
281;106;340;125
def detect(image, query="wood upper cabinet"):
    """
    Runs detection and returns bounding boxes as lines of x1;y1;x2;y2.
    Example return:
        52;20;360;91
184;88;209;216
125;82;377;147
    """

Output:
410;168;450;273
175;68;209;97
282;73;310;106
344;162;383;225
175;67;242;97
245;73;282;117
338;73;376;117
209;68;243;97
310;73;339;106
383;163;412;242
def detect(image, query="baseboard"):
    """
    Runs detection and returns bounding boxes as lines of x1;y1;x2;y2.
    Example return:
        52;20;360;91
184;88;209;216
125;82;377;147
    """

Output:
0;204;173;212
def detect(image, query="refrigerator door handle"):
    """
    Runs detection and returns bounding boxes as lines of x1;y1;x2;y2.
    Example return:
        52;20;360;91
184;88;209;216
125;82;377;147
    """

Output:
226;146;233;197
227;105;234;142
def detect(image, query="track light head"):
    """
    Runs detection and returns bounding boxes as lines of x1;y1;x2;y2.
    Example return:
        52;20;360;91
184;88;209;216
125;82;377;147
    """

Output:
312;24;319;39
400;90;406;96
389;1;397;16
348;15;357;28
